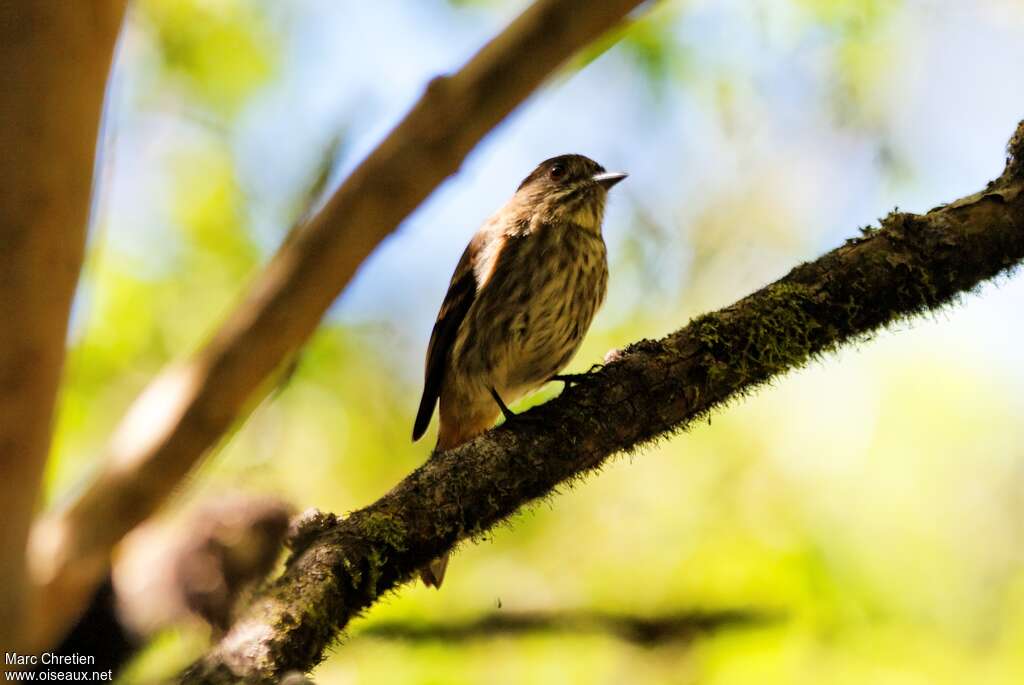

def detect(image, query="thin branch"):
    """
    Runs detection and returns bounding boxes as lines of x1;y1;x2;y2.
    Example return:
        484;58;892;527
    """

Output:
182;122;1024;684
359;609;773;646
358;610;770;647
0;2;126;654
26;0;651;651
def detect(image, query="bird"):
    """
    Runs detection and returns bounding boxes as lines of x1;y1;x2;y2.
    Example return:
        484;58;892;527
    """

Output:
412;153;627;588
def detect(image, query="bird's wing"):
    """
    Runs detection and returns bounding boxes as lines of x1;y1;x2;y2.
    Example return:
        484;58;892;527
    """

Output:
412;236;481;441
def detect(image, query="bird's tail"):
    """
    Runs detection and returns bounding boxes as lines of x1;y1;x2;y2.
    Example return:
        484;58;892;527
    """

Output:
435;415;492;451
419;412;497;589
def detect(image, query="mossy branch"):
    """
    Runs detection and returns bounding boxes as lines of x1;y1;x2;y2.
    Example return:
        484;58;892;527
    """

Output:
182;122;1024;684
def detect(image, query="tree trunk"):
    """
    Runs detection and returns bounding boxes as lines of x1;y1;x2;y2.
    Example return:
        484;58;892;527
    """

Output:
0;1;125;654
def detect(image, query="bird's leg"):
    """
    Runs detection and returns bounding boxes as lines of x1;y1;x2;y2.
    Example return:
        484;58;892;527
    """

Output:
490;387;548;428
549;363;604;387
489;387;517;421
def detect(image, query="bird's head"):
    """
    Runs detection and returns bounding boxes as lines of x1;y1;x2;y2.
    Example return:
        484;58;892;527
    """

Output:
514;154;627;232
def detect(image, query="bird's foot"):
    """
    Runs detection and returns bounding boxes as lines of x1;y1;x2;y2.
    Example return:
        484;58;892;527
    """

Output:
549;363;604;387
489;387;546;427
489;387;517;422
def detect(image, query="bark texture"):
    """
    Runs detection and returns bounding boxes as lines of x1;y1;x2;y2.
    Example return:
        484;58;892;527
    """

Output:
182;125;1024;684
26;0;649;650
0;2;125;654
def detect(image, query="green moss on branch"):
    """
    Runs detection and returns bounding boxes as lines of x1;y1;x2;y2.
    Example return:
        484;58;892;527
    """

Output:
183;120;1024;685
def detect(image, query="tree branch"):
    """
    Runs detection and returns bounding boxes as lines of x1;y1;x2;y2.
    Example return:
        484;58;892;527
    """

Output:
26;0;651;652
181;121;1024;683
0;2;126;654
359;609;772;646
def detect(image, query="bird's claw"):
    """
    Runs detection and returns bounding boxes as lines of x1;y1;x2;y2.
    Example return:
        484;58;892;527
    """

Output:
549;363;604;387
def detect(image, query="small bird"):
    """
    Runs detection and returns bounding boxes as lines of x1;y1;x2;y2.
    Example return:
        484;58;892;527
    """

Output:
412;154;627;587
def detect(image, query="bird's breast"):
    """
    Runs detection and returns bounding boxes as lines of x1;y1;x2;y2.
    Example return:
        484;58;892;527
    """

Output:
499;227;608;395
448;223;608;408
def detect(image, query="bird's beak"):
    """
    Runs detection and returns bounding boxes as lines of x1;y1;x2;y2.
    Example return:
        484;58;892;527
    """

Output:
592;171;628;189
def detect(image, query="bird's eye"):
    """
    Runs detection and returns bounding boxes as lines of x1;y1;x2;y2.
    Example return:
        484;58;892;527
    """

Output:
549;163;567;181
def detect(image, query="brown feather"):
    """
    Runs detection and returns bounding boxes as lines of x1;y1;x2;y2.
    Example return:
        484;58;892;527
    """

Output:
411;241;479;442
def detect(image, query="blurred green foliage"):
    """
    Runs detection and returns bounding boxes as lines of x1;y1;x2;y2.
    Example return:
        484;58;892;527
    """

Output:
45;1;1024;683
794;0;893;28
794;0;904;129
573;1;692;99
138;0;277;115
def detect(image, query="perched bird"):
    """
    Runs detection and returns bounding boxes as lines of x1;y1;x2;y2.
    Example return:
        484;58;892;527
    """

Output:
412;154;627;587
